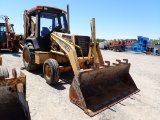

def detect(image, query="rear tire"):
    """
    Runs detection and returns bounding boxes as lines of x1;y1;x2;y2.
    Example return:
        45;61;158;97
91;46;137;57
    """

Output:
0;66;9;78
43;59;59;85
23;43;39;71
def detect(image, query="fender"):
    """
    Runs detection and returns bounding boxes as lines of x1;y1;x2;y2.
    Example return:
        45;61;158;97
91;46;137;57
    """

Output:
26;37;39;50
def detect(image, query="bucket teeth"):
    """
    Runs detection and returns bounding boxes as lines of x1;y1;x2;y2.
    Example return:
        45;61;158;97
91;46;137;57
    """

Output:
104;61;110;67
113;59;129;66
113;59;121;66
12;68;17;78
123;59;128;64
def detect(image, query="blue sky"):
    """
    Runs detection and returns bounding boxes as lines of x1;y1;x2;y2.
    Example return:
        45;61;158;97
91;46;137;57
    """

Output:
0;0;160;39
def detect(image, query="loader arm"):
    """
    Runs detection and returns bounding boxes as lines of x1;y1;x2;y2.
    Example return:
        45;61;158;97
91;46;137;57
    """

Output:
50;32;80;75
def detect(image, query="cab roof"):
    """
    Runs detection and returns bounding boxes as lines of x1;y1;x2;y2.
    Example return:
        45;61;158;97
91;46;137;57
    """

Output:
27;6;67;14
0;23;5;25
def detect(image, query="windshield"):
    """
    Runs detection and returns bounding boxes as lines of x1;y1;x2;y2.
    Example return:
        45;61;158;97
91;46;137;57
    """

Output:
40;12;67;37
0;24;6;32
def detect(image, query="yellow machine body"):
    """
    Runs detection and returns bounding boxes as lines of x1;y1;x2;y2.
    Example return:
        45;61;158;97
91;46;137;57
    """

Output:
22;5;139;116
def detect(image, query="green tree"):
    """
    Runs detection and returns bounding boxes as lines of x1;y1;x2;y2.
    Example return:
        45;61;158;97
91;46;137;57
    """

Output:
152;40;158;45
96;38;105;42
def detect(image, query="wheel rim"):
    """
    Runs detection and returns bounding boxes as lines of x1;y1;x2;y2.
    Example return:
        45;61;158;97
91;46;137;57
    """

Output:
23;49;29;63
44;64;51;79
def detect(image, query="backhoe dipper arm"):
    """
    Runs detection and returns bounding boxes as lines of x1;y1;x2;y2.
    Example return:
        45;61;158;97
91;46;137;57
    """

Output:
24;10;36;38
23;10;28;39
88;18;104;66
0;15;13;33
4;16;12;33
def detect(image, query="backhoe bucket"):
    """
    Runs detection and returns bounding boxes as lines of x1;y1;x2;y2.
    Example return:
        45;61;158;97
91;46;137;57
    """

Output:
0;70;30;120
70;59;139;116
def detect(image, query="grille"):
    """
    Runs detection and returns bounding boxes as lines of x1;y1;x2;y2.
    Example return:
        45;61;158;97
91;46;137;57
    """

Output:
75;36;90;57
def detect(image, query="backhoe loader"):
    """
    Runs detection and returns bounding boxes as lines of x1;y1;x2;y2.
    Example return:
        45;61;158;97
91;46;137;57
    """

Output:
0;15;23;51
0;56;30;120
22;5;139;116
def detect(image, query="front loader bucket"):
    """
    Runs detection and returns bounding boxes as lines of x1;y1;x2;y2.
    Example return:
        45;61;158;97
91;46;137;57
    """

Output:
70;59;139;116
0;86;30;120
0;70;30;120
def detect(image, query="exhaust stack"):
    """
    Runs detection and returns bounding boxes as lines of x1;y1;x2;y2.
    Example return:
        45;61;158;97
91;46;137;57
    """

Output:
67;4;70;34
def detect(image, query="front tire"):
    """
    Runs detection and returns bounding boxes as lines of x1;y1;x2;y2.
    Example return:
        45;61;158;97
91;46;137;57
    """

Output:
43;59;59;85
23;43;39;71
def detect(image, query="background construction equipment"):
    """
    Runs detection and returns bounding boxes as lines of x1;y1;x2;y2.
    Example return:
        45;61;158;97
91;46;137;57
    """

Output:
0;55;30;120
0;15;23;52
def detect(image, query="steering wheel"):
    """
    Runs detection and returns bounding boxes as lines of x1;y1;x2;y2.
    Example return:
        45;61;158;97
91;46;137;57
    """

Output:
49;26;52;31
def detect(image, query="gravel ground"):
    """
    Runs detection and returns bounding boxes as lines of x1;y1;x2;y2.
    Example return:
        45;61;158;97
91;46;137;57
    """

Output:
1;49;160;120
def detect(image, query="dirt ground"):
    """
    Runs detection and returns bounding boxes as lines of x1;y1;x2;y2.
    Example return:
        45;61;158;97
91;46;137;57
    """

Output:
1;50;160;120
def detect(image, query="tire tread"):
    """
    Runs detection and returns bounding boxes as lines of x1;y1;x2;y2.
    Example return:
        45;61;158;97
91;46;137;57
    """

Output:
43;59;59;85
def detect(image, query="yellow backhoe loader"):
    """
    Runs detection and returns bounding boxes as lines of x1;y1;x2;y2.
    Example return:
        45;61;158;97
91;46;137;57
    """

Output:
0;56;30;120
0;15;23;51
22;5;139;116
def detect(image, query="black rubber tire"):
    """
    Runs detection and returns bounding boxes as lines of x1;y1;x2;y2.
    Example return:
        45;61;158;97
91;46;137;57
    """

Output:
0;66;9;78
43;59;59;85
23;43;39;71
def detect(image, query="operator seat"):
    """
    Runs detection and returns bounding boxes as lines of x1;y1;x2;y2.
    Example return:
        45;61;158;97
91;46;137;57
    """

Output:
41;27;50;37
